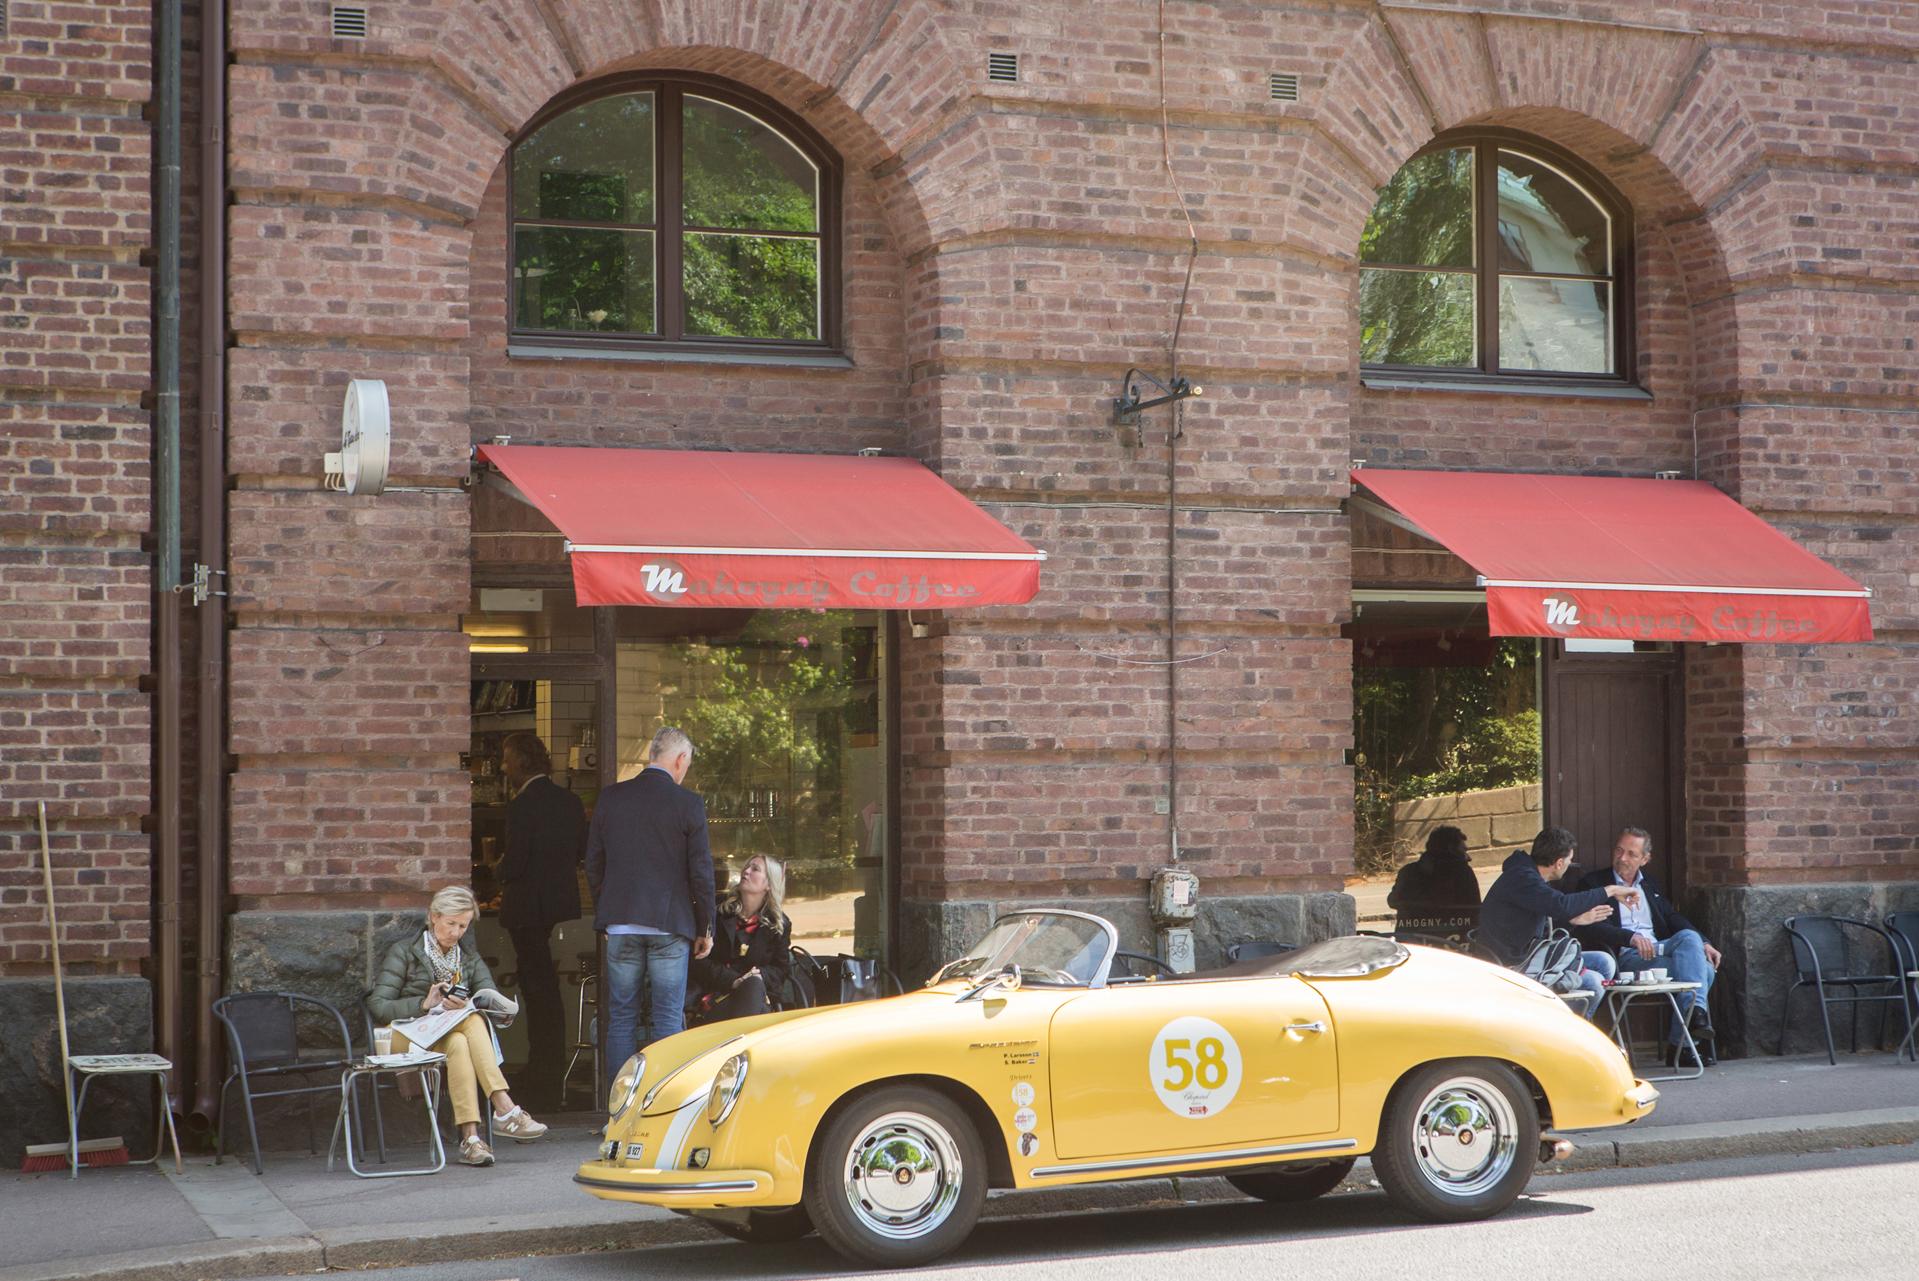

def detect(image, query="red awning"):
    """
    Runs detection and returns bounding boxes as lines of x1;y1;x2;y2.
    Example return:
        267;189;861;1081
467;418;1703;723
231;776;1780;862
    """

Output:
1351;469;1873;644
477;444;1044;609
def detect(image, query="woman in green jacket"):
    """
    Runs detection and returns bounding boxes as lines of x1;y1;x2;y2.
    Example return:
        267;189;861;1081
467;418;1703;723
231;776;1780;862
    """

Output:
369;885;548;1166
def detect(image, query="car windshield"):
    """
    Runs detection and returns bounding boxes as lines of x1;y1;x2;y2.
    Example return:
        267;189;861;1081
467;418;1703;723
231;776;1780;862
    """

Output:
941;912;1114;987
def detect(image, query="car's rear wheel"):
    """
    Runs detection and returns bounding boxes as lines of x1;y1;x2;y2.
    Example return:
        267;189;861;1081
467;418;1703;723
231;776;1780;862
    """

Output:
804;1086;986;1267
1372;1060;1539;1222
1226;1156;1356;1203
692;1205;814;1244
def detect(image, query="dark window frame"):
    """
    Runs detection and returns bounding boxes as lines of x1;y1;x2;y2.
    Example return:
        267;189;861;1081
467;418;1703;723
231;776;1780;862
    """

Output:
1360;129;1638;395
508;72;844;360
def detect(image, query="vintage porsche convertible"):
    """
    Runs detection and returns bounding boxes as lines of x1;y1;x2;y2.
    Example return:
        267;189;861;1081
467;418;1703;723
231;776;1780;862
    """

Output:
575;909;1657;1266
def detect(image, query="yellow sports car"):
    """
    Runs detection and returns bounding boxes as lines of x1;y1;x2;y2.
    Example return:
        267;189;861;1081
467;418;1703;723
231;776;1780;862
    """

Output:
576;909;1656;1266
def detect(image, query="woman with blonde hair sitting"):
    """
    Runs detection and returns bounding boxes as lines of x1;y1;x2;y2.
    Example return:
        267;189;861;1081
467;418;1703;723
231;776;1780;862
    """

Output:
368;885;548;1166
690;854;793;1023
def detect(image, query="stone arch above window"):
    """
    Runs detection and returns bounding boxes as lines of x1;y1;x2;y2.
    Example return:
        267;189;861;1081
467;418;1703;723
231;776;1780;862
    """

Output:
1358;130;1636;394
509;73;842;358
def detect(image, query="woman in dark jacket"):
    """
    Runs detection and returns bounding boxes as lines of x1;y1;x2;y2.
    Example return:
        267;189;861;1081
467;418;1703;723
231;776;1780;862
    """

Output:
367;884;547;1167
1388;824;1482;916
690;855;793;1023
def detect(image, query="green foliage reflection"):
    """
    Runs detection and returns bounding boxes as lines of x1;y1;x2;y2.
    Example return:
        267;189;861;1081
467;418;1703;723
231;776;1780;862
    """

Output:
1359;148;1472;269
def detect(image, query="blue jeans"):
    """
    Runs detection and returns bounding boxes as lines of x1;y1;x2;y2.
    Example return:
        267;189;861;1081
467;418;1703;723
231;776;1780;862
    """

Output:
1616;929;1714;1042
1575;949;1617;1020
605;933;691;1072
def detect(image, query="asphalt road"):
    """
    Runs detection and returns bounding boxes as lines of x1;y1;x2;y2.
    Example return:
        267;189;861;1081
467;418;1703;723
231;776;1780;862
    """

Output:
324;1143;1917;1281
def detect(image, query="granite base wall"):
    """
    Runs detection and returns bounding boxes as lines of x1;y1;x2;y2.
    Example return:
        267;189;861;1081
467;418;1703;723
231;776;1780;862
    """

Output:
0;977;154;1168
1695;882;1919;1059
896;893;1357;987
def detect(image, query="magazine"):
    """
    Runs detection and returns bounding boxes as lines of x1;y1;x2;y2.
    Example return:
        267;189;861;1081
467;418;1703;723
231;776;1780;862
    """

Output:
389;988;518;1049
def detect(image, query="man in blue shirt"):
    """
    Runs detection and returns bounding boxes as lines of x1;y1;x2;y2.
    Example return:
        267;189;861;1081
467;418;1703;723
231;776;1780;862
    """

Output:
587;727;716;1074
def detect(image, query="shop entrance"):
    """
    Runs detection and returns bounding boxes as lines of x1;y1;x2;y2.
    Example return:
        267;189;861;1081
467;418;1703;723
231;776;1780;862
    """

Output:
1542;642;1684;895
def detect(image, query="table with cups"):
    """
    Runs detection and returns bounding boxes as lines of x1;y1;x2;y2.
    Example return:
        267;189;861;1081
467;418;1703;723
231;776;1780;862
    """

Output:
1600;967;1707;1082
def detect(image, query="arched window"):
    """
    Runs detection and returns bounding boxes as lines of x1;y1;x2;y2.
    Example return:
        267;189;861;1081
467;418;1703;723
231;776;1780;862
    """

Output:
1358;131;1633;389
509;76;841;356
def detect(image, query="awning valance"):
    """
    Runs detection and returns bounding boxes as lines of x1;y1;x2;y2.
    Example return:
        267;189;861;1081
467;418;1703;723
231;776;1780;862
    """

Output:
1350;469;1872;644
477;444;1044;610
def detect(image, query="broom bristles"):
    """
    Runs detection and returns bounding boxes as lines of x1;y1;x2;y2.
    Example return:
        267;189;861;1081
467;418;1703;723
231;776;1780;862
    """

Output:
20;1137;131;1172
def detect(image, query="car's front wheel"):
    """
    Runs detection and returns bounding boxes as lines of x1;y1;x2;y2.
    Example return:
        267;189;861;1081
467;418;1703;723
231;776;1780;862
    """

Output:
1226;1156;1356;1203
1372;1060;1539;1222
804;1085;987;1267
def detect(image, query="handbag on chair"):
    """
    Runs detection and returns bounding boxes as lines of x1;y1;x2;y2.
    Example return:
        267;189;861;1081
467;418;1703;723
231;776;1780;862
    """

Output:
1519;928;1587;995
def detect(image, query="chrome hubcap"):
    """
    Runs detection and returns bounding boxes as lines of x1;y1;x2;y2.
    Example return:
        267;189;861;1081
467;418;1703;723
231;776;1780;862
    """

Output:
841;1111;963;1240
1411;1077;1518;1197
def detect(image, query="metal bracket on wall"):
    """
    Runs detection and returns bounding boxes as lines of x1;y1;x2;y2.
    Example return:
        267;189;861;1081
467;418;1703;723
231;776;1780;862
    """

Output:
178;563;227;607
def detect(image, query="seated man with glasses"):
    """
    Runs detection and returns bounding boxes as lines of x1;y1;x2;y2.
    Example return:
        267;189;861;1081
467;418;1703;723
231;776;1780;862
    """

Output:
1573;827;1721;1067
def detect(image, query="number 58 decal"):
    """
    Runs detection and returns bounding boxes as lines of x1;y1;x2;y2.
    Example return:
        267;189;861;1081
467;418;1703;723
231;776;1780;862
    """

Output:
1150;1016;1242;1118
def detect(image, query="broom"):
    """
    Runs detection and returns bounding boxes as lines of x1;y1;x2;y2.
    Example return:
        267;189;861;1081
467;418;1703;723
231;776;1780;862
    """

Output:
20;802;129;1172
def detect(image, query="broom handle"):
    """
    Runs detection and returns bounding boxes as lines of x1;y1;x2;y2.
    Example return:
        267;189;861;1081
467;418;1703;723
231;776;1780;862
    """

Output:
37;803;76;1135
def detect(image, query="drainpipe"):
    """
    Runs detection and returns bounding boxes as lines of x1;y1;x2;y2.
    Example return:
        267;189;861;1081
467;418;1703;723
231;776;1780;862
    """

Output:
192;0;229;1127
153;0;184;1096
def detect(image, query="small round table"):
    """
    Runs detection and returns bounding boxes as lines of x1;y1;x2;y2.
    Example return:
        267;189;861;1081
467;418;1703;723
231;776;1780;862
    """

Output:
1600;980;1705;1081
327;1052;447;1178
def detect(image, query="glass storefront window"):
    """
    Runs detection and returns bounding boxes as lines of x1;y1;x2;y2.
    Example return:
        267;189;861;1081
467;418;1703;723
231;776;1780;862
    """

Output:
616;609;887;961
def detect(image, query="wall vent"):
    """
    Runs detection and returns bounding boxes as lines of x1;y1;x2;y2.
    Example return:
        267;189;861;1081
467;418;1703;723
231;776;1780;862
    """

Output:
331;5;369;39
1269;72;1300;102
987;52;1019;83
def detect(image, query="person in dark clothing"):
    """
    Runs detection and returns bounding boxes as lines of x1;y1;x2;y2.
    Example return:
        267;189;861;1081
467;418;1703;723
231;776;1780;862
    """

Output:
498;732;585;1111
1478;827;1637;1018
690;854;794;1024
1573;827;1720;1065
587;726;715;1072
1388;825;1482;916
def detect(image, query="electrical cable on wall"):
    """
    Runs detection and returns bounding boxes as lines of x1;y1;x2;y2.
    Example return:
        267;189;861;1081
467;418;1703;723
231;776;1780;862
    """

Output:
1157;0;1202;861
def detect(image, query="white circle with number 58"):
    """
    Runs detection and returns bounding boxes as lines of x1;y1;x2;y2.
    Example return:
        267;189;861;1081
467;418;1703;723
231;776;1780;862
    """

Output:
1149;1016;1242;1118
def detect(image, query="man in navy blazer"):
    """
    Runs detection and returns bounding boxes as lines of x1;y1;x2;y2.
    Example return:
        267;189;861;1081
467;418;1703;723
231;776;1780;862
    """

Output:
1574;827;1721;1065
587;726;715;1073
499;732;586;1110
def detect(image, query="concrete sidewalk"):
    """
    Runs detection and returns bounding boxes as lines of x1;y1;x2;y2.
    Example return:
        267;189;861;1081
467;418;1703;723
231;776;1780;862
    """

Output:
3;1052;1914;1281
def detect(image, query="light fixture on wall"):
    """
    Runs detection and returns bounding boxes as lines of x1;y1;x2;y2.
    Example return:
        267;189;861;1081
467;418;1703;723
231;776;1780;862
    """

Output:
1112;367;1201;429
470;642;531;654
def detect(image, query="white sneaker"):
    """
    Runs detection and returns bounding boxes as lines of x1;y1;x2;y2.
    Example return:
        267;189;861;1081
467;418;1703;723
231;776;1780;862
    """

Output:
458;1135;496;1167
494;1106;548;1141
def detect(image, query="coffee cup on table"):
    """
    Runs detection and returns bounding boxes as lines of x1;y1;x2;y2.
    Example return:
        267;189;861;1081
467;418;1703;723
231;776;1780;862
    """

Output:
374;1028;393;1057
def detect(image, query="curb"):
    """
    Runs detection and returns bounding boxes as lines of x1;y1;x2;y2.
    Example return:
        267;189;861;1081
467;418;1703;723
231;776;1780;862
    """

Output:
7;1115;1916;1281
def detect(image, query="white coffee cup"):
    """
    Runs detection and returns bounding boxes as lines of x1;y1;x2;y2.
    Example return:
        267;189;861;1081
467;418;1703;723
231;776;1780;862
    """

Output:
1651;968;1669;983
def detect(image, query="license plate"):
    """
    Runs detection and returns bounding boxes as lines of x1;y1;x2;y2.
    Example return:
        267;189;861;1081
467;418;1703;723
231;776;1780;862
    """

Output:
625;1142;646;1162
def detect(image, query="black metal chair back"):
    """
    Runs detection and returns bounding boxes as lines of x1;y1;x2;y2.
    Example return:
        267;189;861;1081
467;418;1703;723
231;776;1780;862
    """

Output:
210;990;356;1174
1779;915;1912;1063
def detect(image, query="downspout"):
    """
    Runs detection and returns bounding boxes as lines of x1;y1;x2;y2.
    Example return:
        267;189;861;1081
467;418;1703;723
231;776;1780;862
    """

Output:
192;0;229;1127
153;0;184;1093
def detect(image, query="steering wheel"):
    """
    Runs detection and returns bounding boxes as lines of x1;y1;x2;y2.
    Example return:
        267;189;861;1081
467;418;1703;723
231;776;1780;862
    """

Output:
1109;950;1179;982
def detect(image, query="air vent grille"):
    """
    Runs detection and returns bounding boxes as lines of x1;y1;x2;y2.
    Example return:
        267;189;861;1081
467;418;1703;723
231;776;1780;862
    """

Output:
331;5;369;39
1269;72;1299;102
987;52;1019;83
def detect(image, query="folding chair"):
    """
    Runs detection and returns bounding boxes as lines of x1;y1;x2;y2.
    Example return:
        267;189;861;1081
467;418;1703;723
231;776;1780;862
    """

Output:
1882;912;1919;1063
1779;915;1914;1063
358;994;493;1162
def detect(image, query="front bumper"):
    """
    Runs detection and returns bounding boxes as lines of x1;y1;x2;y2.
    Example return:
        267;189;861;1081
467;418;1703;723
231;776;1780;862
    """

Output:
573;1160;776;1208
1624;1079;1660;1118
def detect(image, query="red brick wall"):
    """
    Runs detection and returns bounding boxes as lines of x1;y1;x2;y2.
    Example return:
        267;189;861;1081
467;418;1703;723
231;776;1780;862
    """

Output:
215;0;1917;918
0;1;154;971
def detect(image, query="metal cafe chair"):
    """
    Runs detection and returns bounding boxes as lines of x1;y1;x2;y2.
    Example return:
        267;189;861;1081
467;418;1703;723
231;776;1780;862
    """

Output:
1779;915;1914;1064
212;991;359;1175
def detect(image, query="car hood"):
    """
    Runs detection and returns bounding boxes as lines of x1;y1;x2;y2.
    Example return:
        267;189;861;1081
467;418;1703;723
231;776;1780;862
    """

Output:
635;990;952;1116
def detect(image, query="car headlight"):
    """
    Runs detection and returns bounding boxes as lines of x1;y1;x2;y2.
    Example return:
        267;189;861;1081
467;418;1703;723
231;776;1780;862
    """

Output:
706;1052;749;1127
608;1053;646;1120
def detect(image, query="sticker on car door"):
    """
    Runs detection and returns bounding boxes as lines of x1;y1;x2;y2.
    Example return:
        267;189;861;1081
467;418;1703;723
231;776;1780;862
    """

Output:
1149;1016;1242;1118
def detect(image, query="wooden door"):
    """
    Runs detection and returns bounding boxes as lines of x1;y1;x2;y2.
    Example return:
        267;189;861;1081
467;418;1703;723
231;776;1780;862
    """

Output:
1542;644;1684;896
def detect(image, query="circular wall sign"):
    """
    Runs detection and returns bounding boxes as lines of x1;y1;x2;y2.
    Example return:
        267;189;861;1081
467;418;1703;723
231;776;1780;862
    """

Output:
340;378;391;496
1149;1016;1242;1119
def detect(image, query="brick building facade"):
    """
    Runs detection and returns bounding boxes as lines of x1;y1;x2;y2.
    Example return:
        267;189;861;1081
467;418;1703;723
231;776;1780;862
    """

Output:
3;1;1916;1157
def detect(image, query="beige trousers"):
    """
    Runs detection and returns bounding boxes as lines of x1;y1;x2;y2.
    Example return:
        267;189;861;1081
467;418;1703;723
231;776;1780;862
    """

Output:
394;1016;506;1127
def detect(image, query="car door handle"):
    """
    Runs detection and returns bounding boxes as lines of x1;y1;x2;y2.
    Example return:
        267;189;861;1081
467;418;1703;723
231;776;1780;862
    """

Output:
1287;1021;1326;1034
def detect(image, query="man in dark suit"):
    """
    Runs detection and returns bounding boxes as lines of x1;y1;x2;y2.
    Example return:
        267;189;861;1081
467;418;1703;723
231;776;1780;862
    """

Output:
500;732;585;1111
587;726;715;1073
1573;827;1721;1066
